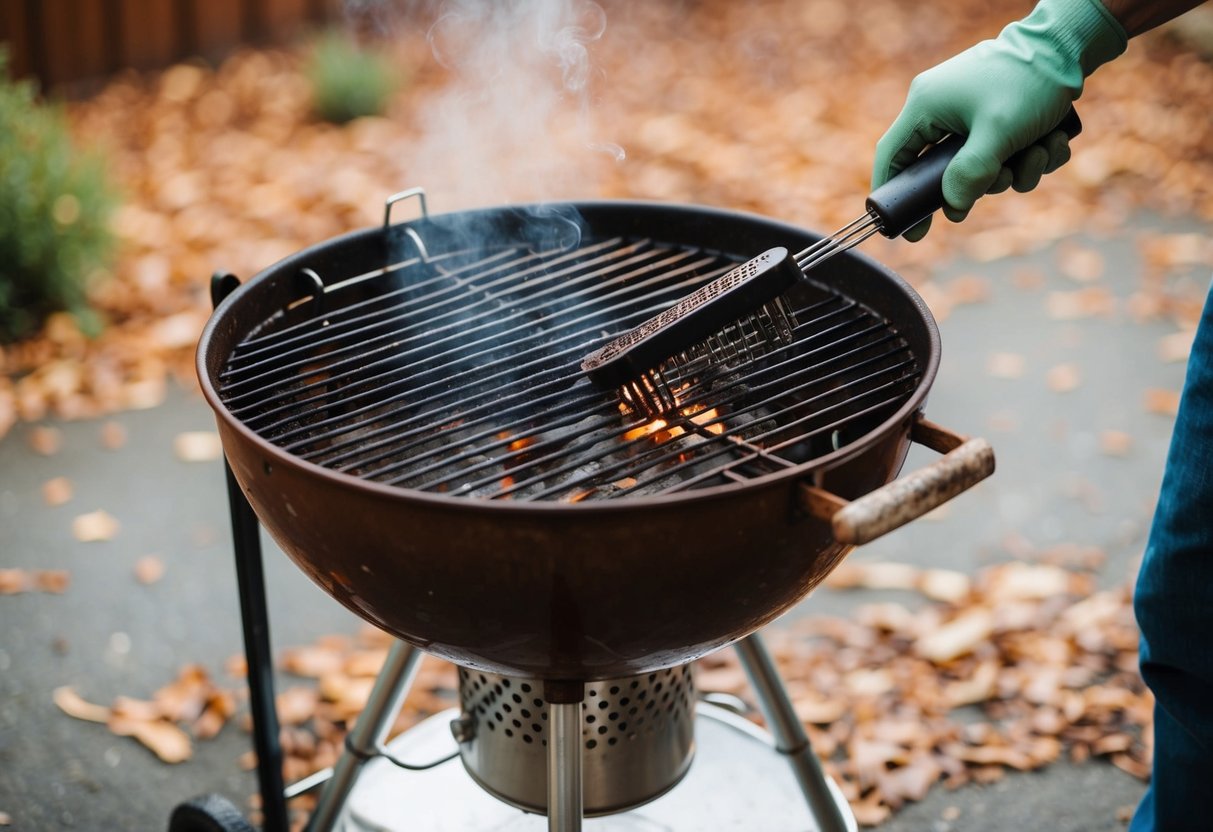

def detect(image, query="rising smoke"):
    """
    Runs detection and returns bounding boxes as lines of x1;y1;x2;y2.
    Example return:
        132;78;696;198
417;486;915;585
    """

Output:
409;0;623;210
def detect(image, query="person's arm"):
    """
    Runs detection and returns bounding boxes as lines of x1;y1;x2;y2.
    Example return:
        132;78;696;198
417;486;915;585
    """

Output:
1101;0;1206;36
871;0;1206;241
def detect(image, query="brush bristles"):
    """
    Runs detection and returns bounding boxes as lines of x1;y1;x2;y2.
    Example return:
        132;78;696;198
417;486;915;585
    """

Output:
620;298;798;419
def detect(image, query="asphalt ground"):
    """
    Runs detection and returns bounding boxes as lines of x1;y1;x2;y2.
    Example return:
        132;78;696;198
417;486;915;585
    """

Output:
1;210;1207;831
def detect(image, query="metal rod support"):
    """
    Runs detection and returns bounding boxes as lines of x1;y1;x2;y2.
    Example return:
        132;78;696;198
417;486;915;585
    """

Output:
224;462;289;832
307;640;424;832
547;701;584;832
735;633;850;832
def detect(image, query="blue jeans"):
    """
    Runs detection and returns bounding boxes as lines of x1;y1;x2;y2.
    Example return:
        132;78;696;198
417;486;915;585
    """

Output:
1131;282;1213;832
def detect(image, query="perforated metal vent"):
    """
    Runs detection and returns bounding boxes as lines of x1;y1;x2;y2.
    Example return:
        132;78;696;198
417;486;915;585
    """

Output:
454;666;696;815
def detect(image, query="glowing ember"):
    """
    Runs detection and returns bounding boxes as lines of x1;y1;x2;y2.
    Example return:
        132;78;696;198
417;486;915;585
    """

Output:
623;406;724;443
508;436;536;453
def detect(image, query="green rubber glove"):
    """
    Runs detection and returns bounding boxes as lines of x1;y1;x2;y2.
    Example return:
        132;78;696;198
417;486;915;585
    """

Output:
871;0;1127;241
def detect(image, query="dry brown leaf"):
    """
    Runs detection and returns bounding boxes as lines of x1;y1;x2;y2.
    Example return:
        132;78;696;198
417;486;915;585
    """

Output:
53;686;111;723
877;757;942;807
174;431;224;462
72;510;120;542
1111;752;1151;780
1046;363;1082;393
1157;329;1196;363
1045;287;1116;320
193;692;236;740
28;426;63;456
33;570;70;593
1057;245;1105;282
1011;268;1046;291
983;562;1078;602
943;661;999;708
917;569;971;604
0;569;28;595
947;274;992;305
1099;430;1133;457
986;352;1026;380
826;561;919;592
792;696;846;725
100;421;127;450
42;476;73;506
915;609;995;663
851;794;892;828
154;665;213;723
134;555;166;585
1144;388;1181;416
109;713;193;763
282;645;346;678
277;686;320;726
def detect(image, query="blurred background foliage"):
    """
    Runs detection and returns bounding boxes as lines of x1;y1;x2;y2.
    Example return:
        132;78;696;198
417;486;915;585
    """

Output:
305;31;398;124
0;50;117;343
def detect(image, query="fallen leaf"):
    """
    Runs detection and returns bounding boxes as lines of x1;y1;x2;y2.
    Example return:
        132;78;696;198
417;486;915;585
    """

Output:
1046;363;1082;393
943;660;999;708
42;477;73;506
174;431;223;462
100;421;127;450
1045;287;1116;320
109;713;193;763
986;352;1025;379
53;686;111;723
1057;245;1105;282
72;510;120;542
277;686;320;726
28;426;63;456
917;569;971;604
947;274;992;305
134;556;166;585
33;570;70;593
1144;388;1181;416
0;569;28;594
1157;329;1195;363
915;609;995;663
826;561;920;592
1098;430;1133;457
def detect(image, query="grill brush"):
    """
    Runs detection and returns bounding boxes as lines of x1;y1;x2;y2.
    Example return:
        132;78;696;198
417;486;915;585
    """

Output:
585;107;1081;418
580;246;803;416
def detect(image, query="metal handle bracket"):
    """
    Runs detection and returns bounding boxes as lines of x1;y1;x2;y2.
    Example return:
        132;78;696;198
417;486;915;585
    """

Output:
800;418;995;545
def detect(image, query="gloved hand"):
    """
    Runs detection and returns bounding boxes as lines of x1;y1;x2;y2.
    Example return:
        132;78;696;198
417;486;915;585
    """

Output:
871;0;1127;241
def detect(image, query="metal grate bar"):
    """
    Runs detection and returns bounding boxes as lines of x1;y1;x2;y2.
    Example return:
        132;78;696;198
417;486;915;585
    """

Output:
503;352;915;501
256;253;735;465
368;301;870;490
464;326;910;500
222;239;670;398
316;296;849;479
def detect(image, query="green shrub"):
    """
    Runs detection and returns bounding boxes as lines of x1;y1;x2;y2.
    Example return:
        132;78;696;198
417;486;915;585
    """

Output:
0;50;117;342
306;32;398;124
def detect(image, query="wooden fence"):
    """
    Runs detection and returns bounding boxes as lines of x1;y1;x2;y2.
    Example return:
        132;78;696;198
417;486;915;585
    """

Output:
1;0;344;93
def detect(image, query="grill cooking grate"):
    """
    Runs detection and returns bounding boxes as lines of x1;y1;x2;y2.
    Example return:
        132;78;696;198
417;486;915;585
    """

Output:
218;235;920;501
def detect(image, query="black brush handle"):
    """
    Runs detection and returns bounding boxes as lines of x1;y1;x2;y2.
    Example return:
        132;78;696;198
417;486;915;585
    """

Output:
866;106;1082;239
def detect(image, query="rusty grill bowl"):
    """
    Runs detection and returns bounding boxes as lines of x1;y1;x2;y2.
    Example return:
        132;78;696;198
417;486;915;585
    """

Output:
197;200;952;680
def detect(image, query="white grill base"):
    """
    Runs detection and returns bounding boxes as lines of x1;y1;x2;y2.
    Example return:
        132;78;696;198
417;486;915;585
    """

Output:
339;703;857;832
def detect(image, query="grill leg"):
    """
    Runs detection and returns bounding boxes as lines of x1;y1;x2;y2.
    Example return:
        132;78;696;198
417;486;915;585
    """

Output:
546;700;584;832
225;464;289;832
735;634;850;832
306;641;424;831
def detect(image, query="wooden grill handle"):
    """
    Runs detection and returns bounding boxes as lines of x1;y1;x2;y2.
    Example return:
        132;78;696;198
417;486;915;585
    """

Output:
800;419;995;546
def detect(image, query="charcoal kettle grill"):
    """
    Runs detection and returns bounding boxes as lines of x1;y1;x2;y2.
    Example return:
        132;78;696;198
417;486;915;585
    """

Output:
177;189;995;832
